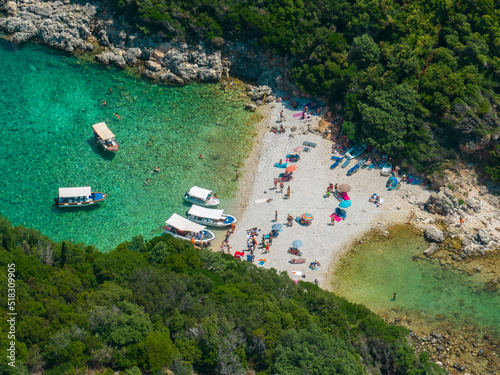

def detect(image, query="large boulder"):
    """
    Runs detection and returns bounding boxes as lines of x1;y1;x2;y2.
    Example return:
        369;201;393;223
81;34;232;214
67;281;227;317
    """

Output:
424;243;439;256
124;48;142;65
146;60;162;72
466;196;482;213
424;226;445;243
158;71;185;85
95;51;126;68
477;229;491;244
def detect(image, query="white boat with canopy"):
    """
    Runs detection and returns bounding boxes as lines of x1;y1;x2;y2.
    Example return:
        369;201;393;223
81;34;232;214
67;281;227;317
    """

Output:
54;186;107;207
92;122;119;153
184;186;220;207
186;205;237;227
164;213;215;244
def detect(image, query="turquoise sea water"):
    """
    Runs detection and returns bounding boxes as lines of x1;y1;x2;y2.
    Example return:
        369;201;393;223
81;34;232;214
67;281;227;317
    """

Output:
0;39;257;250
332;228;500;339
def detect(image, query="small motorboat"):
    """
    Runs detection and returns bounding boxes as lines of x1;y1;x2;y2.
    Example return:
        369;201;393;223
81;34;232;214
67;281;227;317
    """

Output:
92;122;119;153
184;186;220;207
345;144;367;159
289;258;306;264
164;213;215;245
186;205;237;227
288;247;303;256
54;186;106;207
381;162;393;176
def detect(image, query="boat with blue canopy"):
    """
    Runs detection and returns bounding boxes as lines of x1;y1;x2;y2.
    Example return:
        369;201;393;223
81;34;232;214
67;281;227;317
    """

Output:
54;186;106;207
186;205;237;227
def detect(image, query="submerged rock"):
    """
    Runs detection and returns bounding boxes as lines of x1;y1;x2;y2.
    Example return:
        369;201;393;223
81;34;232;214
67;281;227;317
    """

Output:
424;243;439;256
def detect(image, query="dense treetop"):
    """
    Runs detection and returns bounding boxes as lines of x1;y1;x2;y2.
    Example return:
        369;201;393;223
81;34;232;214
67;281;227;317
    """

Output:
0;216;445;374
117;0;500;179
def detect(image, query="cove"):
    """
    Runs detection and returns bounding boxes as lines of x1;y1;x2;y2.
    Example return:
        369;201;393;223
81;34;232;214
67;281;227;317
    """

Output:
331;226;500;339
0;38;257;250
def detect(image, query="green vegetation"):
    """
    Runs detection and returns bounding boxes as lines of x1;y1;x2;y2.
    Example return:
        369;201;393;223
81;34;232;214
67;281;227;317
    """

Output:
0;216;445;374
117;0;500;174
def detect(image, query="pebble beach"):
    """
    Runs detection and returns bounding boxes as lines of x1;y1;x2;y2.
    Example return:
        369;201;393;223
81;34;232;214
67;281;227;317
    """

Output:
226;100;433;286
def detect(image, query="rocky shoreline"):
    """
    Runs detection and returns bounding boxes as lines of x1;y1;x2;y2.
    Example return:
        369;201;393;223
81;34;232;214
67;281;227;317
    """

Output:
0;0;295;101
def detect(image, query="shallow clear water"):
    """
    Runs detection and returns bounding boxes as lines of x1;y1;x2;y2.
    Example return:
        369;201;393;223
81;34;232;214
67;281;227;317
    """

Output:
332;227;500;338
0;39;257;250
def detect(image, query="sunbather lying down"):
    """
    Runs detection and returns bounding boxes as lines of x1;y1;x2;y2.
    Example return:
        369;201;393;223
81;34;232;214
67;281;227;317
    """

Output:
369;194;378;202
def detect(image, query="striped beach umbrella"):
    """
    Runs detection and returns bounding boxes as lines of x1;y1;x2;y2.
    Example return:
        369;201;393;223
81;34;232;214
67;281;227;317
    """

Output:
301;213;314;221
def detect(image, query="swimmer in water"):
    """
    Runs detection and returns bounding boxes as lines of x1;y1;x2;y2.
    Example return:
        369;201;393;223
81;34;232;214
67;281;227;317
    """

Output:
109;88;113;94
150;167;161;174
199;154;204;159
114;113;121;120
101;100;107;106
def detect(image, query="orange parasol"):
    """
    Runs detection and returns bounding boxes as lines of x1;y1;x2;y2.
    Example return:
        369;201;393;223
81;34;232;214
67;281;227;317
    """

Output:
286;165;298;173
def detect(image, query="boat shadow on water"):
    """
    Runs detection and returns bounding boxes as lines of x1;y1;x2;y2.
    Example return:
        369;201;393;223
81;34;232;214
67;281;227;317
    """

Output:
51;202;102;214
86;138;115;160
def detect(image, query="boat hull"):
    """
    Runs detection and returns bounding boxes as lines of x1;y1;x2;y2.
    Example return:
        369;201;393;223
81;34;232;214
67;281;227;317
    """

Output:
164;228;215;244
94;133;119;153
55;192;107;207
184;196;220;207
186;214;237;227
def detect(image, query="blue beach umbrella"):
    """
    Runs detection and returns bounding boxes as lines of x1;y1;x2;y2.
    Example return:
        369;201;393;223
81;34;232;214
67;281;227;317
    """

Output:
335;207;347;218
339;200;352;208
272;223;283;231
292;240;303;248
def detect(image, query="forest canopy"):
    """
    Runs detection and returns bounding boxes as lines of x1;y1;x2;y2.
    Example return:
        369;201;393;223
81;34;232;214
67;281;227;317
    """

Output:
117;0;500;178
0;217;445;374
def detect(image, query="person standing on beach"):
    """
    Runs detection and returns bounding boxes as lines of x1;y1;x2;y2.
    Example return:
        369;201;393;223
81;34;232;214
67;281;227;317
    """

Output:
286;186;291;199
331;215;335;226
265;242;270;253
231;222;235;234
280;110;285;122
236;170;239;180
393;293;396;301
274;178;278;189
280;181;284;193
268;235;273;246
459;215;464;227
275;210;278;222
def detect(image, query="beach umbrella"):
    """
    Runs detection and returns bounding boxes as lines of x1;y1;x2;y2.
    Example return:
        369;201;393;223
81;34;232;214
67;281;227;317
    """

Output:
301;213;314;221
339;200;352;208
337;184;351;193
335;207;346;218
292;240;303;248
294;146;305;152
286;165;298;173
272;223;283;231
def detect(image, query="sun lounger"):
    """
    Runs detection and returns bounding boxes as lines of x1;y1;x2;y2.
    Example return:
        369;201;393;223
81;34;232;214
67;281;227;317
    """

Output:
302;141;317;148
347;164;359;176
330;159;342;169
341;159;351;168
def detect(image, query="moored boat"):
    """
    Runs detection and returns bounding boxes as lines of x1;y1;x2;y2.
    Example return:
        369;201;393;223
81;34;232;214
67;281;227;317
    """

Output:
186;205;237;227
164;213;215;244
184;186;220;207
345;144;367;159
54;186;106;207
92;122;119;153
